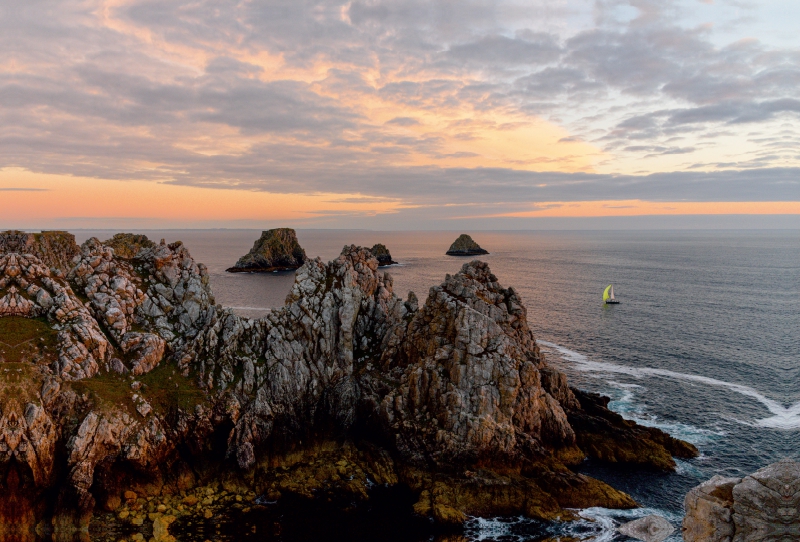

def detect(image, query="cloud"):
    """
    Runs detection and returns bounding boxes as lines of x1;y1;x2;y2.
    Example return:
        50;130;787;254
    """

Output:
0;187;49;192
1;0;799;218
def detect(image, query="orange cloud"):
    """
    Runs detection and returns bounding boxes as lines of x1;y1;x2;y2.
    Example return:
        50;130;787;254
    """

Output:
488;200;800;218
0;168;402;226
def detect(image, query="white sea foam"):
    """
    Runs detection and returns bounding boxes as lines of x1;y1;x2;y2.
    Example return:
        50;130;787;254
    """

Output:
465;507;682;541
540;341;800;430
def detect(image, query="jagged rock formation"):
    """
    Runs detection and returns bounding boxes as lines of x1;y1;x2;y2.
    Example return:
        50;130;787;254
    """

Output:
226;228;307;273
369;243;397;266
683;459;800;542
0;232;697;540
446;234;489;256
104;233;156;259
0;230;79;272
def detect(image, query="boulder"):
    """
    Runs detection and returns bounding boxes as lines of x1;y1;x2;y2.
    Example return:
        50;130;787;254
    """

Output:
617;514;674;542
446;234;488;256
683;459;800;541
226;228;307;273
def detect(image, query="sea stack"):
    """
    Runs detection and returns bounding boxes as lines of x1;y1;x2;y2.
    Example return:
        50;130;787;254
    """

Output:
369;243;397;266
446;233;489;256
226;228;307;273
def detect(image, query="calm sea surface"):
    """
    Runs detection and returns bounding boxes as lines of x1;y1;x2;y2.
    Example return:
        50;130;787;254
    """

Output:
75;229;799;541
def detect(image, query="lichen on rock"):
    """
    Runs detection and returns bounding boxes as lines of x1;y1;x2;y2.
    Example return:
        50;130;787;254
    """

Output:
226;228;307;273
446;234;489;256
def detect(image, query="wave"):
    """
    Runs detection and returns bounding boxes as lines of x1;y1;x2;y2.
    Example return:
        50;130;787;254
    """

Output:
464;507;682;542
539;340;800;430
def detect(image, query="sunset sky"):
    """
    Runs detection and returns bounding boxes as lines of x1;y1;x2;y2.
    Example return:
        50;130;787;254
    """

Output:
2;0;799;229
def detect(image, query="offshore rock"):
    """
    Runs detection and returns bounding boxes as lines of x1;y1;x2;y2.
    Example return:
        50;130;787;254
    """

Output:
369;243;397;266
226;228;307;273
683;459;800;541
446;234;489;256
618;514;674;542
0;232;697;540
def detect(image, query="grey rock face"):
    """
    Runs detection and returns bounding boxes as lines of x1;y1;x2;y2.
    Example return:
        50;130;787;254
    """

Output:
378;260;575;467
227;228;307;272
618;514;675;542
446;234;489;256
683;459;800;542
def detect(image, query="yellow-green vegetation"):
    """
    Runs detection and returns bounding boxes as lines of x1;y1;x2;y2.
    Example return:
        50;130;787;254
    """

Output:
0;316;59;363
139;363;206;412
71;371;137;414
71;363;205;416
0;362;43;401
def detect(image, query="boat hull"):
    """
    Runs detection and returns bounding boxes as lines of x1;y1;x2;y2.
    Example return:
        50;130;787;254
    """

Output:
605;300;621;304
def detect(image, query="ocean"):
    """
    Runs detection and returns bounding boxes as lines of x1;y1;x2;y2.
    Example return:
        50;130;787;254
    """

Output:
74;229;799;541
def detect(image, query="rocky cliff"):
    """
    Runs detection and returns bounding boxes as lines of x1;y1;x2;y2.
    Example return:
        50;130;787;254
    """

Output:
226;228;307;273
446;234;489;256
0;232;697;540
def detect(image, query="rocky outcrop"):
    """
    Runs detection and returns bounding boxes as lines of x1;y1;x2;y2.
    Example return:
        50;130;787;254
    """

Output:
226;228;306;273
565;388;698;470
0;232;697;540
446;234;489;256
104;233;156;259
369;243;397;266
683;459;800;542
0;230;79;272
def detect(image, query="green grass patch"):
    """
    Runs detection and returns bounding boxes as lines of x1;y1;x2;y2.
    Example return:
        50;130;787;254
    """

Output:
70;371;136;413
0;317;59;363
139;362;206;412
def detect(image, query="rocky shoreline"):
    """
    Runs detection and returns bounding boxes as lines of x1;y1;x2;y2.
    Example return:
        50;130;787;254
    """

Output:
0;230;697;541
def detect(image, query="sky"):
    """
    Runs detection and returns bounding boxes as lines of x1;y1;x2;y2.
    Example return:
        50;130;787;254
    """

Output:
1;0;799;229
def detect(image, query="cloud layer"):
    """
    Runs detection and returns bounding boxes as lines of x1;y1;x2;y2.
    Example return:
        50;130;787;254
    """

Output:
2;0;799;216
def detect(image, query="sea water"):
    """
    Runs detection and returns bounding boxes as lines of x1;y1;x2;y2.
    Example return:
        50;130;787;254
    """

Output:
74;229;800;541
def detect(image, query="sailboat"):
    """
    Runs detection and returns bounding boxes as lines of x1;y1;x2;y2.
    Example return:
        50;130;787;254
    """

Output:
603;284;620;304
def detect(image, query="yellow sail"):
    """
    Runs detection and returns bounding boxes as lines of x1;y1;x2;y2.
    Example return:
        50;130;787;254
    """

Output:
603;284;612;302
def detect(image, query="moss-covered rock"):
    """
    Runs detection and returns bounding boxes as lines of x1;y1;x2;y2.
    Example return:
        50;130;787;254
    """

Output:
104;233;156;259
